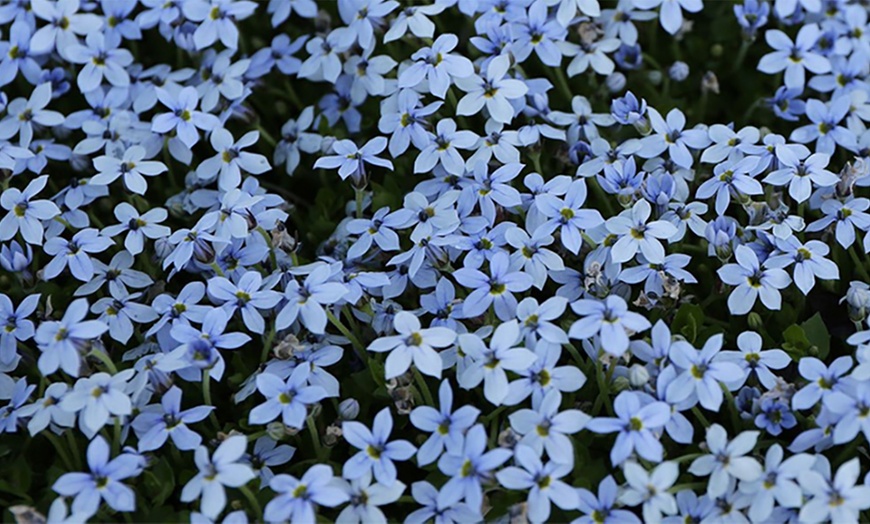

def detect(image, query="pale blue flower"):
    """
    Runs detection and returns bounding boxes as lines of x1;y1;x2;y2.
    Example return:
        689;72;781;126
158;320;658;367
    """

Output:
343;407;416;486
0;174;59;245
633;0;703;35
35;298;108;377
454;252;534;321
437;423;511;511
398;34;474;99
457;320;537;405
757;25;830;90
131;385;212;452
586;391;671;465
52;436;140;518
717;245;791;315
534;179;604;254
181;435;256;520
569;295;651;357
495;444;579;523
618;461;679;522
455;54;527;124
688;424;762;498
606;199;678;264
798;458;870;523
265;465;349;523
248;365;327;429
666;334;743;411
410;380;479;466
368;311;456;379
508;390;590;464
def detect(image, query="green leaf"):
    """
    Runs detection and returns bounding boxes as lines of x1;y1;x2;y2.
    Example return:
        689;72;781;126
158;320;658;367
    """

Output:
672;303;704;344
800;312;830;360
782;324;812;360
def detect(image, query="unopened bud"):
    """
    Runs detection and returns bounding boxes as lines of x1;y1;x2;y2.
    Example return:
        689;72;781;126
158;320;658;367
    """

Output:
606;72;626;93
338;398;360;421
669;61;689;82
612;376;631;393
628;364;650;387
266;421;287;441
748;312;764;331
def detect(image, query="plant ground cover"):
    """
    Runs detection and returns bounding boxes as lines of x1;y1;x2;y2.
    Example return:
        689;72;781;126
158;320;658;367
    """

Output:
2;0;870;523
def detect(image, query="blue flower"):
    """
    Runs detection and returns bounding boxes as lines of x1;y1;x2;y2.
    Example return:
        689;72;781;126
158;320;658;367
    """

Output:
60;370;134;438
65;32;133;92
34;298;108;377
758;25;830;90
666;334;743;411
717;245;791;315
754;397;797;435
263;464;350;522
131;385;212;452
638;107;710;169
248;365;327;429
457;320;537;405
586;391;671;465
508;390;590;464
207;270;282;335
405;480;481;524
575;475;641;524
437;423;512;512
569;295;651;357
368;311;456;379
688;424;762;498
342;407;416;486
792;355;853;410
714;331;791;390
181;435;256;520
606;199;678;264
495;444;579;523
454;251;534;321
618;461;679;522
0;174;60;245
398;34;474;99
790;96;857;155
52;435;141;518
151;86;220;148
534;178;605;254
798;457;870;523
633;0;703;35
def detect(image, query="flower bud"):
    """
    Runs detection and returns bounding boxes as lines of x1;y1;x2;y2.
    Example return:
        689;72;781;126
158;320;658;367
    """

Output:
338;398;360;421
628;364;650;387
846;282;870;323
606;72;626;93
647;70;663;85
748;312;764;331
266;421;287;441
612;376;631;393
669;61;690;81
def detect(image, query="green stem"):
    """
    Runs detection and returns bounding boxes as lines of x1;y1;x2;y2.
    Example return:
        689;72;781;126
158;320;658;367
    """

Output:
354;187;366;218
239;485;263;518
412;368;435;407
112;418;122;456
261;323;277;362
256;226;279;270
307;416;323;460
203;370;221;430
210;262;225;277
89;348;118;374
691;406;711;428
849;247;870;282
326;309;367;362
45;432;75;470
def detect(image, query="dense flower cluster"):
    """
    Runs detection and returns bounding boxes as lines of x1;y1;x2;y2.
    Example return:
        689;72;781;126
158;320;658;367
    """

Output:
2;0;870;523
